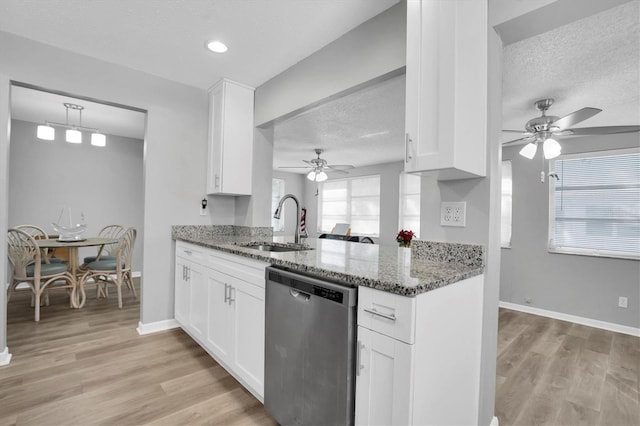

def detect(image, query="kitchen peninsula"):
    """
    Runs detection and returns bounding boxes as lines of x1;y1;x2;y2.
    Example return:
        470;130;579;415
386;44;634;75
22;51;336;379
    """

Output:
172;225;485;425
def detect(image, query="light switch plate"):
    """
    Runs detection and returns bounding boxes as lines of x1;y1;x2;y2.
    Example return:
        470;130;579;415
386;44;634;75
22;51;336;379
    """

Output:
441;202;466;227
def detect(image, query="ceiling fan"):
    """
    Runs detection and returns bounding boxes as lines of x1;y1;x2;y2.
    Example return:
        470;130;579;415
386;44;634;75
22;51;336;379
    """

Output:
278;148;354;182
502;98;640;160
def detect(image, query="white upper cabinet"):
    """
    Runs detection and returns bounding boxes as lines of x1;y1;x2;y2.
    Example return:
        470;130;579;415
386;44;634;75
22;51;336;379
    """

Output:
405;0;488;180
207;78;255;195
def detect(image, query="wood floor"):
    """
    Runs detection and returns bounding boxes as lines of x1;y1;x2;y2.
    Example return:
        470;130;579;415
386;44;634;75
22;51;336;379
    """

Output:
0;281;276;425
2;286;638;426
496;308;640;426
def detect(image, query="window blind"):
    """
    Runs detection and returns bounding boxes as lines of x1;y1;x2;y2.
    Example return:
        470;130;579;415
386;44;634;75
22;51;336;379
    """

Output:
501;161;512;247
399;173;421;238
271;178;285;232
318;175;380;237
549;150;640;258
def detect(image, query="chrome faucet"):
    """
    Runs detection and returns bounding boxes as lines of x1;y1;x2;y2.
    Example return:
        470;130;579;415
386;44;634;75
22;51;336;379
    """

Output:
274;194;302;244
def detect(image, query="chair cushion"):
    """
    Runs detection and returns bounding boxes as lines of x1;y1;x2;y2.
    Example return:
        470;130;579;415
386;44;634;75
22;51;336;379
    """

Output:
83;255;116;264
25;262;69;277
85;259;124;271
48;257;65;264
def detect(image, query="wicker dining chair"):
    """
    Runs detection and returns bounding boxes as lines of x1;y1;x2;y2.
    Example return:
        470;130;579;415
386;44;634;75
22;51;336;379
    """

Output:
81;224;126;265
14;224;65;264
7;228;76;322
78;227;137;309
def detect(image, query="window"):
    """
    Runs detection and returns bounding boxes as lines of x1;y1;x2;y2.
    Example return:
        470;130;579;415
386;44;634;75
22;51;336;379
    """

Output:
399;173;421;237
318;175;380;237
549;149;640;259
271;178;285;232
501;161;512;247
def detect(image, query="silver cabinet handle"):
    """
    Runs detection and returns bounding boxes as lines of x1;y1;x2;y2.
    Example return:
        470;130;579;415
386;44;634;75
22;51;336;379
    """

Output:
363;308;396;322
186;266;190;282
215;174;220;188
228;286;235;305
356;340;364;376
405;133;413;162
224;283;229;304
184;250;192;255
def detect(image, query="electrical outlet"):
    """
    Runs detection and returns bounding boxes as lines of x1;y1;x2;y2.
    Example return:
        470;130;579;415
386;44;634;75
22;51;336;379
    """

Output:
441;202;466;227
618;296;628;308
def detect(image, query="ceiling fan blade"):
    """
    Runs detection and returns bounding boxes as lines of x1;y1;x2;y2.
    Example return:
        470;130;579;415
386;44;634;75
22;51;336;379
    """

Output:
502;136;535;147
302;160;313;165
327;165;355;171
561;125;640;136
551;107;602;130
329;169;350;174
502;129;529;134
278;166;311;169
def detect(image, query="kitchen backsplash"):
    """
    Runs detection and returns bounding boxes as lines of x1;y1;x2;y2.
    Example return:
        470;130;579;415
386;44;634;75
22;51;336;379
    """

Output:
172;225;273;240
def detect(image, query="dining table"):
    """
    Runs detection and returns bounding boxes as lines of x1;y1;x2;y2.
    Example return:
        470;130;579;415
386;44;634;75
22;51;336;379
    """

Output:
36;237;118;292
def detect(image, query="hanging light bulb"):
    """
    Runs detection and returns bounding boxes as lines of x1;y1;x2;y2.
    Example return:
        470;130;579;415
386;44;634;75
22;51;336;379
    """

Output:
306;170;317;181
91;132;106;147
37;124;55;140
543;138;562;159
66;128;82;143
315;171;328;182
519;142;538;159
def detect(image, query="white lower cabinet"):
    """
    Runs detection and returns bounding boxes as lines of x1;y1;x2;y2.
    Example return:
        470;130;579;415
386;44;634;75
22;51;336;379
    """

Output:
355;326;413;426
356;275;484;425
174;241;268;400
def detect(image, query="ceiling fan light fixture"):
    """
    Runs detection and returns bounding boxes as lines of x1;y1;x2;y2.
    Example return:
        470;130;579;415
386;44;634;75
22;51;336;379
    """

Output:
37;124;55;140
543;138;562;159
315;171;328;182
306;170;317;181
519;142;538;159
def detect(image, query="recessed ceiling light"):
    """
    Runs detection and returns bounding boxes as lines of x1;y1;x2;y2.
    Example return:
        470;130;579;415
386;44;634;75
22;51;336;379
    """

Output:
206;40;228;53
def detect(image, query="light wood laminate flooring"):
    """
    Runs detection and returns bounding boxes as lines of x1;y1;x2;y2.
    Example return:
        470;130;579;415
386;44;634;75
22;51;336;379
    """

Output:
496;308;639;426
0;281;276;425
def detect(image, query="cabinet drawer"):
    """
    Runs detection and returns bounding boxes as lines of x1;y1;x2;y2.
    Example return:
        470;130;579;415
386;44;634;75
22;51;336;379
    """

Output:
358;287;416;344
207;250;268;289
176;241;206;265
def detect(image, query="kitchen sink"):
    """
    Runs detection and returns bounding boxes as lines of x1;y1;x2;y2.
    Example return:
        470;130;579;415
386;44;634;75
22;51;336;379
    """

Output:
239;242;313;253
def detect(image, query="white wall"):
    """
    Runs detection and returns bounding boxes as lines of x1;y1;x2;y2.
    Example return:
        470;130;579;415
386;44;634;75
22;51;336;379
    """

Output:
8;119;144;269
302;161;404;246
501;133;640;329
272;170;306;237
255;1;406;127
0;30;233;345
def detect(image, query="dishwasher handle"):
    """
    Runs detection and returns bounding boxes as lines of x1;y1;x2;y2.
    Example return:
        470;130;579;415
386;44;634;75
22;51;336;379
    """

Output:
289;288;311;302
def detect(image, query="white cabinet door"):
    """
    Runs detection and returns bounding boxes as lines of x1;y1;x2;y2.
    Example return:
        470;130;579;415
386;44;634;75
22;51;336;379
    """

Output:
404;0;487;180
230;277;265;397
174;258;190;327
206;270;234;361
207;78;255;195
187;262;207;341
355;326;413;426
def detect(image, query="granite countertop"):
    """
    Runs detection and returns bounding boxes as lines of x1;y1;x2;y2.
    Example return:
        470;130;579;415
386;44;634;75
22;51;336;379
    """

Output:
172;226;485;297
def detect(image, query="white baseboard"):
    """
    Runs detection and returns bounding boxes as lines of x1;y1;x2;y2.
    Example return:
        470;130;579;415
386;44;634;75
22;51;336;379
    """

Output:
136;319;180;335
499;301;640;337
0;347;12;366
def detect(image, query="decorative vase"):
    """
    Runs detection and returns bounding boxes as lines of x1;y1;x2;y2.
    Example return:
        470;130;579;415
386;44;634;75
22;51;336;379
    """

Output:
398;241;411;248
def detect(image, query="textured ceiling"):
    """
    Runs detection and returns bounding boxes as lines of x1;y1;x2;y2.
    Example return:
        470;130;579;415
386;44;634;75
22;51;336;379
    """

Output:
273;74;406;172
501;0;639;141
0;0;399;90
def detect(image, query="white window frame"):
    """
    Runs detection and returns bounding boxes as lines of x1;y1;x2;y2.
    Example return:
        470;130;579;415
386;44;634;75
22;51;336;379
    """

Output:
548;148;640;260
271;178;285;232
317;174;381;237
398;173;421;238
501;160;512;248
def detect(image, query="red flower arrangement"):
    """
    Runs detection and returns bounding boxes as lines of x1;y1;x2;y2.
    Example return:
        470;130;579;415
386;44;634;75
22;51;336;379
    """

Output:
396;229;415;248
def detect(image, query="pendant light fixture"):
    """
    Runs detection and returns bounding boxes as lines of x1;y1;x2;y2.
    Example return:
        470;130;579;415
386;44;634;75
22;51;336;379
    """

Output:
518;135;561;160
36;102;107;147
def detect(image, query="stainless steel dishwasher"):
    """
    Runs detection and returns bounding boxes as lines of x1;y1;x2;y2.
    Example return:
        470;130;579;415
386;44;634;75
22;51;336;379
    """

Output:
264;266;357;426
